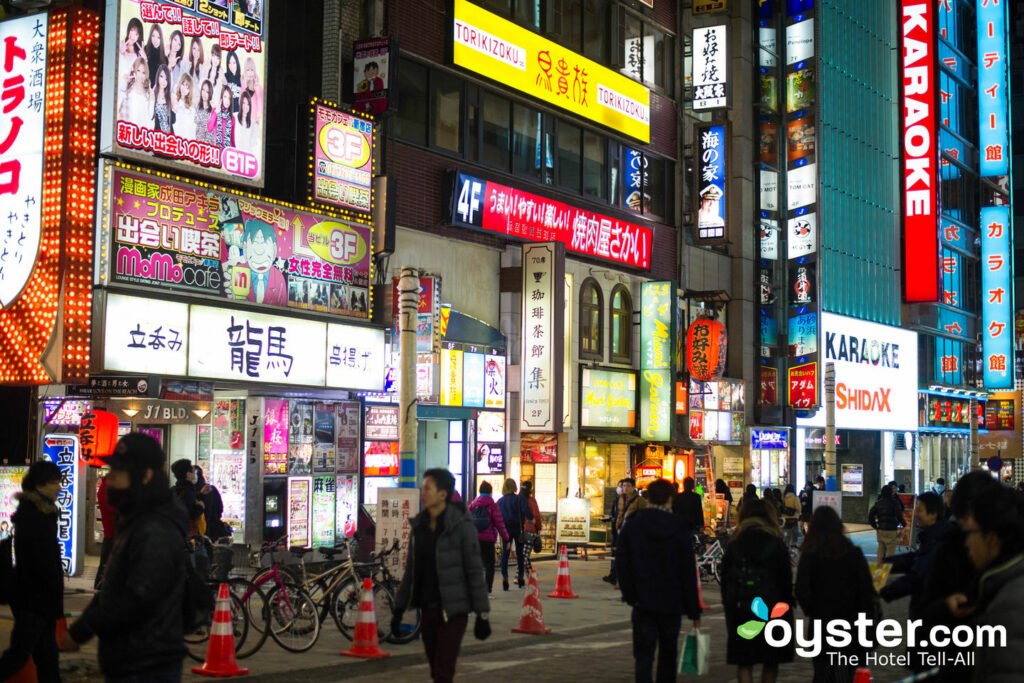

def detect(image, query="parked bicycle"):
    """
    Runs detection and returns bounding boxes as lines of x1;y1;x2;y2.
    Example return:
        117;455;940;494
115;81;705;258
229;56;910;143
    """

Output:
695;527;728;584
184;535;249;663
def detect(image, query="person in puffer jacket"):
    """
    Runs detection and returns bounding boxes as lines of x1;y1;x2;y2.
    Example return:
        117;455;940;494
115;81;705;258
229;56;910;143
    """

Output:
468;481;508;593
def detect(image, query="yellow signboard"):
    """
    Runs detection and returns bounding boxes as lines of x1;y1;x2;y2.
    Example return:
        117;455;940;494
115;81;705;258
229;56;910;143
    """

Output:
441;348;464;406
452;0;651;143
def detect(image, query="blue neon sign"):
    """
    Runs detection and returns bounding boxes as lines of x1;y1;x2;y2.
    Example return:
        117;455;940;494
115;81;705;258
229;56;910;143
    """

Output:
980;206;1013;389
977;0;1009;177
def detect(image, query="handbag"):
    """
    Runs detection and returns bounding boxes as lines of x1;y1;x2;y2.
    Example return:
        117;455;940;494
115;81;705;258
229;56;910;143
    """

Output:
678;627;710;675
532;533;542;553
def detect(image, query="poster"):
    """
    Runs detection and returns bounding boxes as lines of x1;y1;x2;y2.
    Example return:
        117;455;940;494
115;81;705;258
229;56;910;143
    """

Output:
335;474;359;542
311;101;373;214
288;442;312;476
312;475;336;547
335;401;361;473
290;402;313;443
462;352;485;407
812;489;841;517
210;450;245;537
363;441;399;476
364;405;399;441
376;488;420;575
841;464;863;496
0;467;28;540
287;477;311;549
104;164;371;319
555;497;590;545
352;37;392;115
111;0;268;185
263;398;288;475
475;444;504;475
212;398;242;450
476;411;505;443
484;354;505;408
520;434;558;464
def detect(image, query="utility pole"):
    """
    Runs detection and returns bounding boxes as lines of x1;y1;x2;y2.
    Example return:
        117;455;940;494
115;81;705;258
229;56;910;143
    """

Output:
398;267;419;488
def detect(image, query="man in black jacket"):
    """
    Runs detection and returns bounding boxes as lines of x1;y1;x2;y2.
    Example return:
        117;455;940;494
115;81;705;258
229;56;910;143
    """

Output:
672;477;704;532
617;479;701;683
880;493;951;618
868;485;903;562
61;433;189;681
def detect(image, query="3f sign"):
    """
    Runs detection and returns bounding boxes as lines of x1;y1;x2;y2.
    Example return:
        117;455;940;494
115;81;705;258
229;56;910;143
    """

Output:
457;178;482;225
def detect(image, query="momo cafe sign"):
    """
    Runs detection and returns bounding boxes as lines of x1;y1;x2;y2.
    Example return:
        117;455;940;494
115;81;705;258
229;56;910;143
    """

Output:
580;367;636;430
99;163;372;320
451;0;650;143
797;312;918;432
97;292;385;390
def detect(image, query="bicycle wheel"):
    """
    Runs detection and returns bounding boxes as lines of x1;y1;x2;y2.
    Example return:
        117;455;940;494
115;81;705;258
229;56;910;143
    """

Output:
711;558;722;584
265;583;321;653
380;585;420;644
228;577;268;659
331;578;392;641
185;588;249;662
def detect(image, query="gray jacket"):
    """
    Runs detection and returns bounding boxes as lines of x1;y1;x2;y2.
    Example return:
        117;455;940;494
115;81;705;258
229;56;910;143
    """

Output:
972;553;1024;683
395;502;490;618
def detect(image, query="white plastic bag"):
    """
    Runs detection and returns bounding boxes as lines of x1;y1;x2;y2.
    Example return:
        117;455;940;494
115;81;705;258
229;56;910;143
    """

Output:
678;627;710;675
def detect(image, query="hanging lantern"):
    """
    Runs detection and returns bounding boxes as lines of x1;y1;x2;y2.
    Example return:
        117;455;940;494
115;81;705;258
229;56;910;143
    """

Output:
78;410;119;467
686;316;727;381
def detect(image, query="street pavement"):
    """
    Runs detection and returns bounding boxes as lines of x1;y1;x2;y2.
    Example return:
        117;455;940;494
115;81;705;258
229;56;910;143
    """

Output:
2;530;923;682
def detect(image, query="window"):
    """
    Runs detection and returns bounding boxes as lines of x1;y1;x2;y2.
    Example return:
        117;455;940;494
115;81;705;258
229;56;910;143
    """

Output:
431;71;462;153
619;12;674;95
513;103;544;180
558;121;581;191
582;129;605;198
547;0;583;51
481;91;511;170
395;60;428;145
580;278;603;359
582;0;609;62
610;285;631;362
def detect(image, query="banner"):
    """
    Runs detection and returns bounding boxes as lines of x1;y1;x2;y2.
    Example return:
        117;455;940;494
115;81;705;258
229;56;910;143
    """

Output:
310;101;374;215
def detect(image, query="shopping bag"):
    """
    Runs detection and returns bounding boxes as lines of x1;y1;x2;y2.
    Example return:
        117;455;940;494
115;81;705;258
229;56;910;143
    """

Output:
678;628;710;675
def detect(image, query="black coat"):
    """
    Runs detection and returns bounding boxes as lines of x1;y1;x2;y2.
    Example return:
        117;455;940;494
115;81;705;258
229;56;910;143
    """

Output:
868;496;903;531
199;485;229;539
68;496;188;677
173;479;203;524
880;519;953;618
796;542;876;660
11;492;64;619
616;507;701;619
918;524;977;682
672;490;704;532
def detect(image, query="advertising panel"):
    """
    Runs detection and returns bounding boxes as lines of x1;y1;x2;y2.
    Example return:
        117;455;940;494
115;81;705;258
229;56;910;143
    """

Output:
102;164;372;319
451;0;650;142
311;475;335;547
325;324;386;390
287;476;311;549
209;449;244;537
462;352;485;407
363;441;399;476
263;398;288;475
440;347;464;407
981;206;1013;389
977;0;1009;177
102;293;189;376
310;101;374;215
580;367;637;430
0;467;28;539
335;402;361;473
640;281;674;442
376;488;420;575
692;25;727;110
352;37;393;115
521;243;564;432
484;354;505;408
43;434;81;575
335;473;358;541
448;171;651;270
364;405;399;441
555;497;590;545
110;0;267;186
695;124;728;243
476;411;505;443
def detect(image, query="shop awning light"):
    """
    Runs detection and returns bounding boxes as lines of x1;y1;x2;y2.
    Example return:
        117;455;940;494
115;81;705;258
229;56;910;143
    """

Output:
192;409;210;420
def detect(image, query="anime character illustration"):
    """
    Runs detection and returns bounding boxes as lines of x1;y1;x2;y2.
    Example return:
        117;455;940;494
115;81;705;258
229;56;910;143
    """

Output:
219;204;287;306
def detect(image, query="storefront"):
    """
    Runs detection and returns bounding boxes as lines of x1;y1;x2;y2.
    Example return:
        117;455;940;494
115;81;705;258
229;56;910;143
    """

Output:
917;389;988;494
749;427;790;495
688;376;746;506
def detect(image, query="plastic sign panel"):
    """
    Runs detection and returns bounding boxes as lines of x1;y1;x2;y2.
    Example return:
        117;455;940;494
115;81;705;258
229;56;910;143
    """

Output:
580;367;637;430
451;0;650;142
692;25;727;110
364;405;399;441
640;281;675;442
310;101;373;214
0;14;47;308
555;497;590;545
101;164;372;320
798;312;919;431
462;352;485;407
900;0;939;302
109;0;267;186
287;476;312;549
520;243;564;432
751;428;788;450
440;347;464;407
102;293;190;376
325;324;386;391
976;0;1008;177
695;124;728;243
352;38;393;115
448;170;652;270
484;354;505;408
363;441;399;476
43;434;81;575
981;206;1013;389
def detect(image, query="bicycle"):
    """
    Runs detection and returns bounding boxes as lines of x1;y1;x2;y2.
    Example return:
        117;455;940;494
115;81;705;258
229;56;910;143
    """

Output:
184;536;249;663
695;528;728;584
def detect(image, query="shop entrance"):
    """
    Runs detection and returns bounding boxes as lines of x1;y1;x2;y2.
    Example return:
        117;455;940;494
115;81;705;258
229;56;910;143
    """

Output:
418;419;467;498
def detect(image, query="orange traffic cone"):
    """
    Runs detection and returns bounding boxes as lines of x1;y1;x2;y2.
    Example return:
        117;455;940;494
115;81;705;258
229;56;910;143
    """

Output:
340;578;391;659
512;569;552;635
547;545;579;599
853;667;871;682
191;583;249;678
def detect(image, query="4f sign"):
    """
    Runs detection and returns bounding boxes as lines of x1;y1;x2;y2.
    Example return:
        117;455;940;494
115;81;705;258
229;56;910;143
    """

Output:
901;1;939;303
456;177;483;226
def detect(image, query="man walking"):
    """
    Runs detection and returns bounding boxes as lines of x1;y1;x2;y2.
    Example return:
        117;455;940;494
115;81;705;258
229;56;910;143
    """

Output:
617;479;702;683
868;485;904;563
672;477;704;532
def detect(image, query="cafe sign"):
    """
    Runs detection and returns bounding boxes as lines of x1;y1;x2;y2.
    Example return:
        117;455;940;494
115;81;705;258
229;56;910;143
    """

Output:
580;367;637;430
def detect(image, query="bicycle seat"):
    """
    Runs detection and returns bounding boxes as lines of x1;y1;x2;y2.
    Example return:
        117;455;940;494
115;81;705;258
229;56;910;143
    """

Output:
290;546;314;558
318;546;346;560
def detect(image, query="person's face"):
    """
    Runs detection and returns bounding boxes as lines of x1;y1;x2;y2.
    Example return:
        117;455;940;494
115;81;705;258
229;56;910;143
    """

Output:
128;26;139;44
38;478;61;502
241;97;250;116
621;482;635;497
963;515;1001;570
211;52;220;67
228;55;238;74
191;41;201;61
244;64;255;84
171;34;182;55
134;62;147;84
107;468;132;490
365;65;378;79
202;83;211;104
150;29;161;48
244;231;276;271
158;69;167;89
421;476;445;510
914;501;937;529
221;88;231;109
179;79;191;100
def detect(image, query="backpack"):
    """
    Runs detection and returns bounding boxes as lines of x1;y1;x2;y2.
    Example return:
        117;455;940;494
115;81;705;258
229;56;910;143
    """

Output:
725;541;779;612
471;504;491;533
182;543;215;632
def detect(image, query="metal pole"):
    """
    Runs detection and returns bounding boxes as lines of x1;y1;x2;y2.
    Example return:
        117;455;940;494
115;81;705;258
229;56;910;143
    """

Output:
969;397;980;471
398;267;419;488
824;362;836;490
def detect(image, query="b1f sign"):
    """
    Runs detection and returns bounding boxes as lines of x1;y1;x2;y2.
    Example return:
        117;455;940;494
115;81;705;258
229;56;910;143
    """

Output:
981;206;1013;389
43;434;82;576
900;1;939;303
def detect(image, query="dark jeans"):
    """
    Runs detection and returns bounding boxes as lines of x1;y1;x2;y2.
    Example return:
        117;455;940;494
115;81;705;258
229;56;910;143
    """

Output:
500;535;524;581
631;607;681;683
105;659;183;683
479;540;496;590
421;606;468;683
0;608;59;683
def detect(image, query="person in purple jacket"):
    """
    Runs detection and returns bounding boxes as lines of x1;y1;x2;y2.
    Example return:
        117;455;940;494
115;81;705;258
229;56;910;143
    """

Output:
468;482;509;593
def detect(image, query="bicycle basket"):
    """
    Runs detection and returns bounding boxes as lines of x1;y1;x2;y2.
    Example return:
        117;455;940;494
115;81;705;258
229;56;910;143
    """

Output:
209;545;234;582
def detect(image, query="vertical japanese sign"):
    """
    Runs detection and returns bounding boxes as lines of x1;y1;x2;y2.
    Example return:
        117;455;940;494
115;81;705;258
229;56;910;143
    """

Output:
110;0;267;186
309;100;374;216
287;476;311;549
263;398;289;475
520;242;564;433
43;434;81;575
440;346;464;407
640;281;675;442
376;488;420;575
311;475;336;547
692;25;727;110
976;0;1008;177
0;14;47;308
694;123;728;243
484;354;505;409
981;206;1013;389
900;0;939;302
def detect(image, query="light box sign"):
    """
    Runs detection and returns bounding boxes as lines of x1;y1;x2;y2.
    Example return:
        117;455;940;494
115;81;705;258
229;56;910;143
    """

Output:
640;281;675;442
287;476;311;549
326;324;387;391
310;101;374;215
451;0;650;142
363;441;399;476
101;164;372;320
521;243;564;432
440;347;464;407
462;352;485;407
751;428;788;450
692;25;727;110
109;0;268;186
448;170;652;270
43;434;81;575
263;398;289;475
580;367;637;430
977;0;1008;177
900;0;939;302
981;206;1013;389
102;293;189;375
484;354;505;408
353;37;393;115
695;123;728;243
476;411;505;443
364;405;399;441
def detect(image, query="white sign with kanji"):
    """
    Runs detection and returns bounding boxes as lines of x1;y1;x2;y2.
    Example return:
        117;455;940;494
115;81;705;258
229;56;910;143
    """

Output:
521;243;555;432
103;293;189;376
326;324;386;391
692;25;727;110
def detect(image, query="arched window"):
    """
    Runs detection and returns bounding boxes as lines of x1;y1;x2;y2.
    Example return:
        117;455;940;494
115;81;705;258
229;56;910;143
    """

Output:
610;285;632;363
580;278;603;360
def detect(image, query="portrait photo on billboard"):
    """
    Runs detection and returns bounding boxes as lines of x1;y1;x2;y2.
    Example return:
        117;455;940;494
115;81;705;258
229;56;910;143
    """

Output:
109;0;268;186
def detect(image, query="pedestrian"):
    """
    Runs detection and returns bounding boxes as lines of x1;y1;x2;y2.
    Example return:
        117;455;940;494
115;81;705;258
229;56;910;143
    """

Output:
194;466;229;541
813;475;826;490
171;458;205;537
942;489;954;520
715;478;734;529
468;481;508;593
603;479;625;586
95;472;118;590
672;476;705;533
617;479;701;683
519;480;542;574
60;433;189;681
867;484;903;563
888;480;906;520
795;506;877;683
930;477;946;497
781;484;800;547
0;461;64;683
617;477;648;531
798;481;814;535
497;478;528;590
945;484;1024;681
736;483;758;517
720;498;795;683
392;469;490;683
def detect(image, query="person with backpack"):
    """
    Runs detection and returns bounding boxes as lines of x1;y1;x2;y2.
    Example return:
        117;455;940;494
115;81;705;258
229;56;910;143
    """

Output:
0;461;64;683
721;498;795;683
868;485;904;563
194;466;230;541
468;481;508;593
60;433;190;681
519;480;542;574
497;478;529;590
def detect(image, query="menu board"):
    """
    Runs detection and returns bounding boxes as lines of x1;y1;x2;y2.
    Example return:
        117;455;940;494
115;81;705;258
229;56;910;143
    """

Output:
287;477;312;548
376;488;420;575
312;476;336;547
335;402;361;473
556;497;591;545
364;405;399;441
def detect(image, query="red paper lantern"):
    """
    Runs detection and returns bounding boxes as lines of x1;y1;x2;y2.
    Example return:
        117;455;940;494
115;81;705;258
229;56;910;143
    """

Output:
78;410;119;467
686;317;727;381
